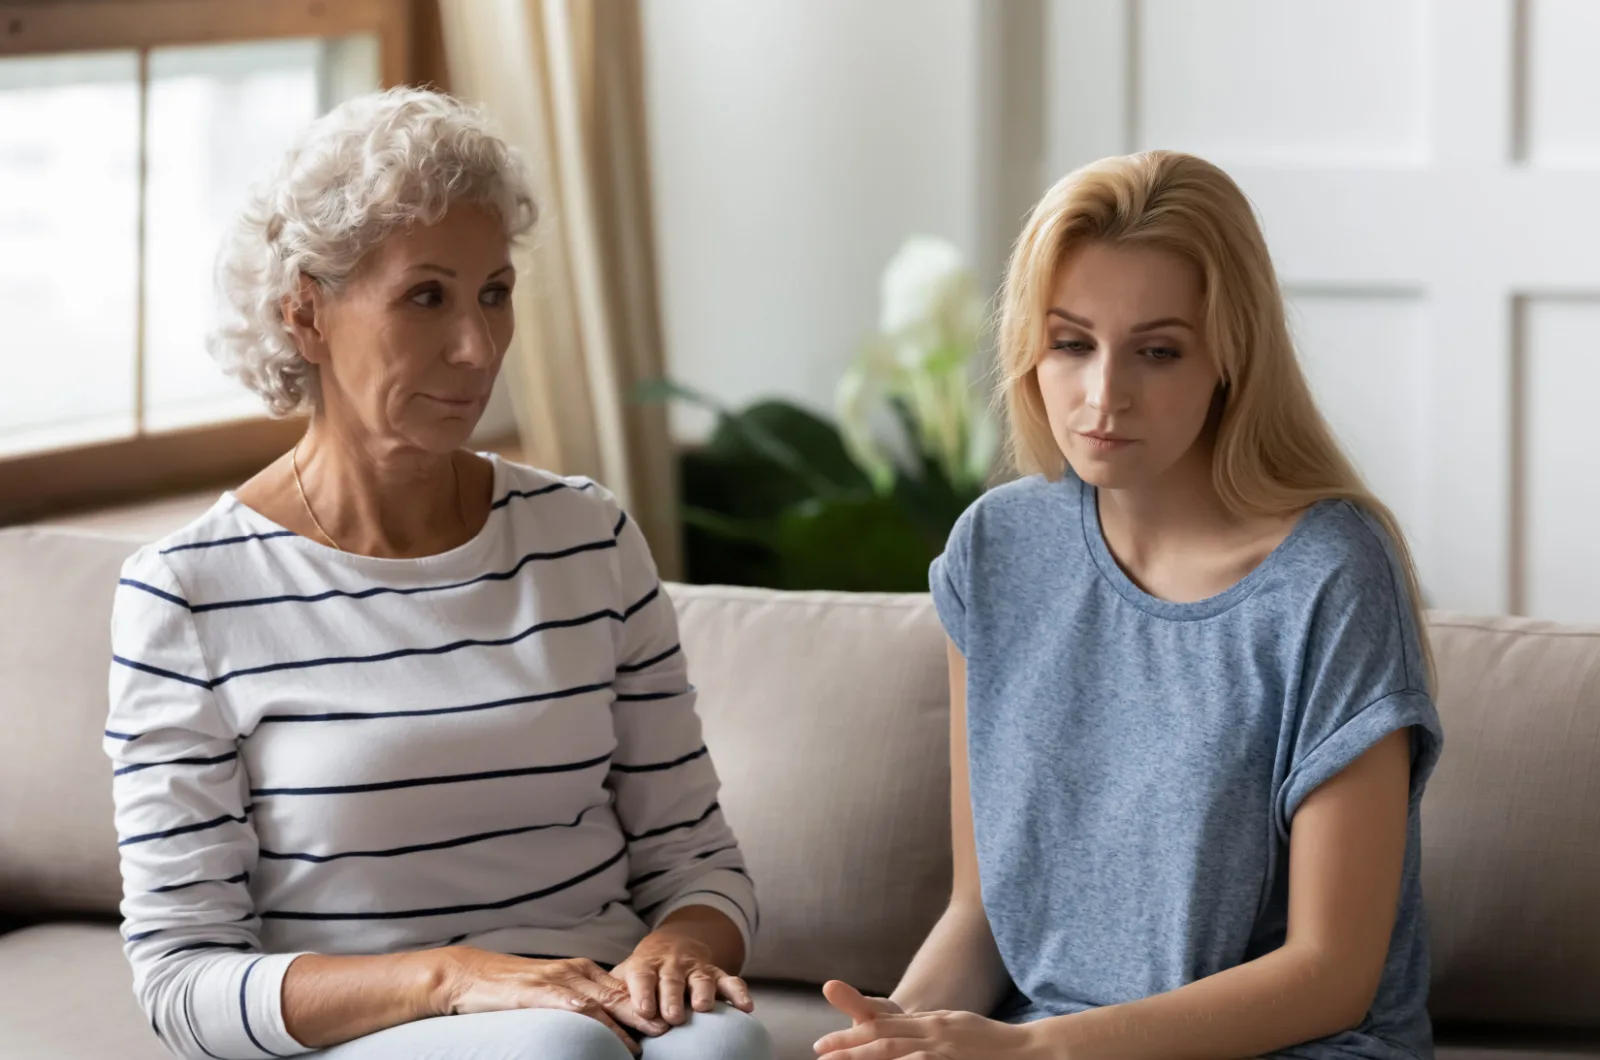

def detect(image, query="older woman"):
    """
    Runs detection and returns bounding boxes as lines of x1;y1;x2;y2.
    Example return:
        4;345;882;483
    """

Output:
104;88;772;1060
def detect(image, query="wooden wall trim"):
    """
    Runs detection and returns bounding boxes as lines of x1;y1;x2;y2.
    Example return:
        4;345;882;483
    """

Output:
0;0;407;58
0;417;307;525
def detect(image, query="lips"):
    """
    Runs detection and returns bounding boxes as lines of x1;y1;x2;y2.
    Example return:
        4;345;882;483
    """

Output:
1075;429;1136;451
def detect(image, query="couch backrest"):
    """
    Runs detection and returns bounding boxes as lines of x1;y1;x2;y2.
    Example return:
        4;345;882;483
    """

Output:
1418;612;1600;1026
0;528;137;914
670;585;953;993
2;527;1597;1026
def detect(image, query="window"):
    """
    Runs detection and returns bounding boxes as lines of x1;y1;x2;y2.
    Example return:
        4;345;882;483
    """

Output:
0;0;429;522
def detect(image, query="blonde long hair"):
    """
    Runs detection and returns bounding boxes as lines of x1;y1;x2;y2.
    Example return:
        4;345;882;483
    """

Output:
997;150;1433;687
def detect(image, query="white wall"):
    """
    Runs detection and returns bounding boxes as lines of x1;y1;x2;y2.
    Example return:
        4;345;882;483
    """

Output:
644;0;1600;620
641;0;987;439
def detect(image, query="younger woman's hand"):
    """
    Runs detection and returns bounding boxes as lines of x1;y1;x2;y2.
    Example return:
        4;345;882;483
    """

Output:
817;982;1041;1059
822;980;905;1026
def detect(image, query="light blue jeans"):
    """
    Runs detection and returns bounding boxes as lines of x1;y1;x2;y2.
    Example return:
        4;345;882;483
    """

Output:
310;1005;775;1060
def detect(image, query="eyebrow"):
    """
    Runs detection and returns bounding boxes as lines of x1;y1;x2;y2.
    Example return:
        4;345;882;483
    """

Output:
414;264;516;279
1047;308;1194;332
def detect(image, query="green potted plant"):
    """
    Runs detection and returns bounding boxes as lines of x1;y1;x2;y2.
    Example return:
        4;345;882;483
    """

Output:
643;236;997;591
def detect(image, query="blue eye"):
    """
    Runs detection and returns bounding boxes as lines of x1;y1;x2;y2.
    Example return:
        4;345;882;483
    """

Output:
480;285;511;307
1048;339;1093;354
1143;346;1181;361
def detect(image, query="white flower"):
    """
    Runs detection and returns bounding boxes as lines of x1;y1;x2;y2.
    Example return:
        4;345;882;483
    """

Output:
835;338;898;493
878;235;983;368
835;235;995;494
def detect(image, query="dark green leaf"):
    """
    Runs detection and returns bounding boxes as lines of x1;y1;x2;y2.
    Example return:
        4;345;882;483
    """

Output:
706;400;873;495
770;496;937;592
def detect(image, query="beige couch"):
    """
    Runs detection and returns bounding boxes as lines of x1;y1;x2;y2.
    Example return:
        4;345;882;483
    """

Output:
1;525;1598;1060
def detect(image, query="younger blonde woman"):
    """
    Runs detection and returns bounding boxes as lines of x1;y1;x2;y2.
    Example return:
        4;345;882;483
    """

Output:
816;152;1443;1060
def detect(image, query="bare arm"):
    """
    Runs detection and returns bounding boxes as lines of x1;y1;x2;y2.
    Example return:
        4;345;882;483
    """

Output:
1028;729;1414;1060
889;640;1012;1016
283;948;663;1054
281;951;438;1047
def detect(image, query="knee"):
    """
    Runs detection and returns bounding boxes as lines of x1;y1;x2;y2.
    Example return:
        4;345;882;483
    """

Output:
473;1008;634;1060
644;1006;775;1060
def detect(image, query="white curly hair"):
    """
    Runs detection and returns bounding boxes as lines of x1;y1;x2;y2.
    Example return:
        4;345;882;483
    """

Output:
209;87;538;417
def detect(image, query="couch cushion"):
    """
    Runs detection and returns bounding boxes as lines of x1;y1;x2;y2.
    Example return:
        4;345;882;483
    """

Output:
0;922;167;1060
0;528;140;917
671;584;953;995
1421;613;1600;1028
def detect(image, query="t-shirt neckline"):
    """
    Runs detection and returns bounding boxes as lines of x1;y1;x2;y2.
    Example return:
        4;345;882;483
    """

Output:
1076;474;1326;621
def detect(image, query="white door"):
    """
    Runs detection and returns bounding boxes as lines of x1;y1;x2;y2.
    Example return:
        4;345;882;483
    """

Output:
1044;0;1600;620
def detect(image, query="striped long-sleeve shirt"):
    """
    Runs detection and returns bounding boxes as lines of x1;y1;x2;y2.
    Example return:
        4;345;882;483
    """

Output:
104;455;756;1060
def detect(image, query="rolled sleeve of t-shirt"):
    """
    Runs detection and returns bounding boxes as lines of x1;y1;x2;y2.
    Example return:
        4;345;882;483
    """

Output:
1277;689;1443;837
929;510;974;655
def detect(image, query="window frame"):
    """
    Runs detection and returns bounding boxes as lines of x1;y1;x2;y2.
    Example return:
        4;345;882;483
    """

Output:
0;0;443;524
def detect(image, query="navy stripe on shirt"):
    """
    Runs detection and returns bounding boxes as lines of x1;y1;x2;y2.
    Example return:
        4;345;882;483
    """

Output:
623;584;660;619
240;958;284;1057
181;539;619;614
490;479;594;510
624;801;719;844
257;804;606;863
119;810;251;847
261;847;626;921
114;752;238;778
156;482;590;556
160;940;254;960
160;531;297;555
616;643;681;675
149;872;249;895
119;578;190;608
112;655;212;690
126;912;251;943
629;845;743;890
114;588;662;690
250;753;612;798
612;746;708;774
257;681;612;725
693;844;740;863
628;868;669;888
213;590;659;687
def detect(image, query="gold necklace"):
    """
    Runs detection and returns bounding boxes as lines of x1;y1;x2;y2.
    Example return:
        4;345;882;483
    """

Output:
291;440;469;554
292;439;344;552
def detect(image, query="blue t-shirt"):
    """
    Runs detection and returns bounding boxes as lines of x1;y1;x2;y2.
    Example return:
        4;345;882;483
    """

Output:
929;472;1443;1060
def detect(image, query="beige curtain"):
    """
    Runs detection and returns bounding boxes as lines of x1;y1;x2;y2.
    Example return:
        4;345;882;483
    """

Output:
438;0;681;579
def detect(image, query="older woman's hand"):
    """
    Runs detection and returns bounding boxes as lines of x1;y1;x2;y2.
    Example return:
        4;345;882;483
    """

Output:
613;919;754;1027
438;947;668;1055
